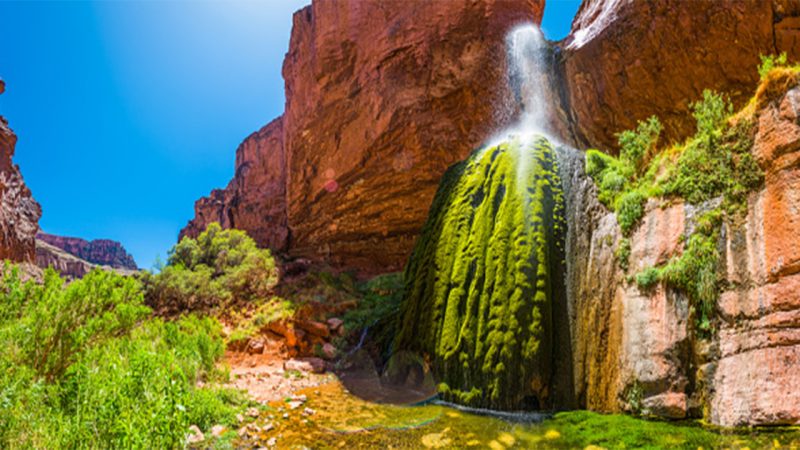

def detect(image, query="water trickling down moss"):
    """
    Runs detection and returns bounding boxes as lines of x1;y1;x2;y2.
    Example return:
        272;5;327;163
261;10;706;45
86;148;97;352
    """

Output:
394;135;566;410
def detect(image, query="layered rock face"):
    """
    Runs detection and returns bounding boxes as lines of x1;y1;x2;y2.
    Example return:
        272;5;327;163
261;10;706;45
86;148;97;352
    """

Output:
180;118;288;251
566;85;800;426
711;85;800;427
37;232;137;270
560;0;800;150
182;0;545;274
35;239;97;279
0;82;42;262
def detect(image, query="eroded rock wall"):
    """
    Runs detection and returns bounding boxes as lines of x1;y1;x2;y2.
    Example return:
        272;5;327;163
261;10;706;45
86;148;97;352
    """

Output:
568;86;800;427
561;0;800;151
180;117;288;252
0;81;42;262
711;85;800;427
36;232;138;270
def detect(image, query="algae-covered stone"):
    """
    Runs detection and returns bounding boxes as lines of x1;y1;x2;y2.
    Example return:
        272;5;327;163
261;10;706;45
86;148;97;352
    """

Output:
394;135;566;410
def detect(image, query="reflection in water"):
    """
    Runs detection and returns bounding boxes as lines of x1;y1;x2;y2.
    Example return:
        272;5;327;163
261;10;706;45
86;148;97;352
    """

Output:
336;349;438;406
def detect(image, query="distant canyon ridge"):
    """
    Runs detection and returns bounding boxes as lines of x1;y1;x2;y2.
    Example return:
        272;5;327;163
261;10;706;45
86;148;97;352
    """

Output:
2;78;137;278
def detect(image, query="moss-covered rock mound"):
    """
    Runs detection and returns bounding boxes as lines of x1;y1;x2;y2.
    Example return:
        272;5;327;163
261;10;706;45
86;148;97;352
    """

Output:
393;135;566;410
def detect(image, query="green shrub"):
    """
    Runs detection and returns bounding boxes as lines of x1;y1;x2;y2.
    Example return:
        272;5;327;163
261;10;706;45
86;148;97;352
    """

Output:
585;149;615;177
1;268;149;381
634;267;659;290
618;115;661;172
585;117;662;235
345;273;404;333
143;222;279;313
614;190;646;235
0;267;244;449
615;238;631;271
758;53;788;80
585;84;765;335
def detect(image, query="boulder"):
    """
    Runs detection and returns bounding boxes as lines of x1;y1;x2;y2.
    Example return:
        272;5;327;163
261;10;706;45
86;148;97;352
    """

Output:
284;357;326;374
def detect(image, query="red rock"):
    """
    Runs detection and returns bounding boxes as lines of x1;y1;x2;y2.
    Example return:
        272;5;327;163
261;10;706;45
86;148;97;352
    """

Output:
562;0;800;151
326;317;343;332
36;232;137;270
296;320;329;338
320;343;336;360
629;200;685;272
246;338;265;355
181;0;545;275
35;239;95;279
0;83;41;263
642;392;687;419
284;357;326;374
711;86;800;427
267;321;302;348
180;118;288;251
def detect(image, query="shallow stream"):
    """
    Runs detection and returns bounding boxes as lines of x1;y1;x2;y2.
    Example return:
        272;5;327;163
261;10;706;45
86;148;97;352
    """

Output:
236;380;800;449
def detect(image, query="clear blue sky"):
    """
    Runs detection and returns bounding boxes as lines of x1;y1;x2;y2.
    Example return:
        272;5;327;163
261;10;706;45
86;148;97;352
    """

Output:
0;1;579;270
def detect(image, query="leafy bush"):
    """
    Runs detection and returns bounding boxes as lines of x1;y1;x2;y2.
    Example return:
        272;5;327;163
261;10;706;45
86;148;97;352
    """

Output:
345;273;404;333
586;84;766;334
0;266;244;449
758;53;788;80
143;222;279;313
584;117;662;235
614;190;646;236
618;115;662;172
634;267;660;290
615;238;631;271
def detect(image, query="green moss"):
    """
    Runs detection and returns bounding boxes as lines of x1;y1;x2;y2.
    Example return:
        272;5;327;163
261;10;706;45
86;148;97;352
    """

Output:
395;135;565;410
758;53;788;80
615;238;631;271
635;267;660;290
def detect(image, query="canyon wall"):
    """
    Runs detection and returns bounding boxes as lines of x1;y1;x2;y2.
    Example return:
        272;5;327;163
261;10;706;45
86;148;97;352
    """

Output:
566;85;800;426
182;0;545;274
0;80;42;263
180;118;288;252
185;0;800;273
561;0;800;151
36;232;138;270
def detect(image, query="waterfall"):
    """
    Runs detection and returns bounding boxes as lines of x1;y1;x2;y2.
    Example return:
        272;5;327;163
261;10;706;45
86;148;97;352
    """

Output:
506;25;552;138
392;22;576;411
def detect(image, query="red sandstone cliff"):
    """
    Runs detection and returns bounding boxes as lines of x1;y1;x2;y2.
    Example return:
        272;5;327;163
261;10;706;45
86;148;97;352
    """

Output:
180;117;288;251
36;232;138;270
564;83;800;427
560;0;800;150
181;0;545;274
0;80;42;263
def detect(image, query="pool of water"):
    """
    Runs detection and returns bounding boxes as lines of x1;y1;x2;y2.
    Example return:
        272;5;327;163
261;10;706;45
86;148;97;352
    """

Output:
235;380;800;449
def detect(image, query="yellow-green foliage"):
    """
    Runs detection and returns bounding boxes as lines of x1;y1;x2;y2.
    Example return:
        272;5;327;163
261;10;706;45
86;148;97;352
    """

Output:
394;136;565;410
755;53;800;109
589;88;765;334
0;267;244;448
143;223;279;313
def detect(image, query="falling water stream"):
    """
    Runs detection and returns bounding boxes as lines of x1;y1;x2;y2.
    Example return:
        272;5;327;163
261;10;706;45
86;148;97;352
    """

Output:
239;24;800;449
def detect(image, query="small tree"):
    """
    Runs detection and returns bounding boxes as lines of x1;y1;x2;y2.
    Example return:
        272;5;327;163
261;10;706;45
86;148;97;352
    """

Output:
143;223;278;313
